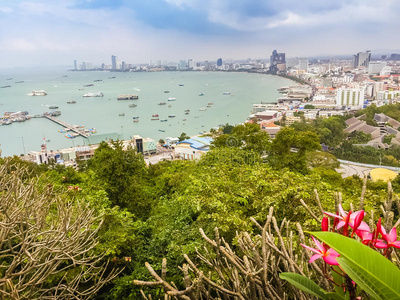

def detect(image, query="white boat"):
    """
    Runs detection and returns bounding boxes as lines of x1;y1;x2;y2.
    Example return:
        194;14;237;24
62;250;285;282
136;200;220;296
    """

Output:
199;92;204;96
83;92;104;97
27;90;47;96
199;107;207;111
168;97;176;101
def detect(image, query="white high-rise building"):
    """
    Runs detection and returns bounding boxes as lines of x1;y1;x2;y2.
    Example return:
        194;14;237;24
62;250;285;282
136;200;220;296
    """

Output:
298;59;308;71
368;61;387;74
336;87;365;108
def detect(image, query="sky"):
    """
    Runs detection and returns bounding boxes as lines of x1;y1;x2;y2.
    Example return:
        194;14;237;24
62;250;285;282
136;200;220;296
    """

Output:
1;0;400;68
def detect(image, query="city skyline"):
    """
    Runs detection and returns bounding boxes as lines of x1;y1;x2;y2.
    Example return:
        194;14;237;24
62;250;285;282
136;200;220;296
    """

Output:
1;0;400;68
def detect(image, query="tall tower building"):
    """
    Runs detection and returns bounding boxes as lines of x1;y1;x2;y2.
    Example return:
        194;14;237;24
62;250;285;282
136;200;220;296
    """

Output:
298;59;308;72
353;51;371;69
269;50;286;75
217;58;223;67
111;55;119;70
74;60;78;70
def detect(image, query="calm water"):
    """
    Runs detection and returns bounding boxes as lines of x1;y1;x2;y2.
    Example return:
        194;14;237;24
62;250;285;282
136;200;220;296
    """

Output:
0;68;292;157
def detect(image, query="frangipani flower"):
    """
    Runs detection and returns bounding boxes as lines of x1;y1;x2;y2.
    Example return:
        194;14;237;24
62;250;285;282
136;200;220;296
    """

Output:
301;236;340;265
324;205;370;232
375;218;400;249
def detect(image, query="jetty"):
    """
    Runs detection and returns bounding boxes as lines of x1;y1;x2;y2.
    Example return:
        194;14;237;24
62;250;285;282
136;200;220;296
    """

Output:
44;115;91;138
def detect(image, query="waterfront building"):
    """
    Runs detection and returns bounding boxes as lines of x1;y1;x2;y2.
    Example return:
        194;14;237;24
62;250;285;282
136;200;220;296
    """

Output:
74;60;77;70
217;58;222;67
178;60;187;70
269;50;286;75
174;137;213;160
353;51;371;69
111;55;120;70
336;86;365;108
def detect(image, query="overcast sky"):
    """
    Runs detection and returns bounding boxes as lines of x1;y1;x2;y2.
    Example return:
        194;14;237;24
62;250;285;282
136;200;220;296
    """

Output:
1;0;400;68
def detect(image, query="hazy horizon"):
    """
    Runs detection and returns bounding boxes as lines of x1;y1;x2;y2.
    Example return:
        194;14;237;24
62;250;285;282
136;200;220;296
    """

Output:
1;0;400;68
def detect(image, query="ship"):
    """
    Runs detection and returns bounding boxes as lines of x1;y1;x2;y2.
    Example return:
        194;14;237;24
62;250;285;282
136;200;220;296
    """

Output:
83;84;94;87
160;119;168;122
49;106;59;109
129;104;137;108
152;114;159;117
119;113;125;116
1;85;11;88
83;92;103;97
67;101;76;104
132;116;139;119
27;90;47;96
168;97;176;101
199;92;204;96
223;92;231;95
158;102;167;105
168;114;176;118
94;79;103;82
164;91;170;93
151;117;159;121
118;94;139;100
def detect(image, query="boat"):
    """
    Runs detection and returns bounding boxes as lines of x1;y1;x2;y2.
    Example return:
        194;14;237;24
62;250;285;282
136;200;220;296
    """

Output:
168;97;176;101
67;101;76;104
129;104;137;108
85;128;97;133
15;81;24;83
83;92;103;97
158;129;165;132
94;79;103;82
119;113;125;116
164;91;170;93
158;102;166;105
199;107;207;111
27;90;47;96
58;128;70;133
108;76;116;79
168;105;172;108
182;118;187;121
65;133;78;139
160;119;168;122
49;106;58;109
83;84;94;87
151;118;159;121
152;114;159;117
6;78;12;80
184;109;190;112
1;85;11;88
207;102;214;105
118;94;139;100
133;119;139;123
168;114;176;118
185;111;189;115
223;92;231;95
199;92;204;96
179;84;184;86
49;110;61;116
45;139;50;142
207;104;212;108
132;116;139;119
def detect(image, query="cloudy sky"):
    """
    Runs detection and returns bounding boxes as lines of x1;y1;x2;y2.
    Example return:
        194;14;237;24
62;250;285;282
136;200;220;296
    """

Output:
1;0;400;68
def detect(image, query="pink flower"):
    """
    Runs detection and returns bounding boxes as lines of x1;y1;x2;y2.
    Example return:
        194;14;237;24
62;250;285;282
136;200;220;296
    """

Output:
321;217;329;231
375;218;400;249
301;236;340;265
324;204;370;233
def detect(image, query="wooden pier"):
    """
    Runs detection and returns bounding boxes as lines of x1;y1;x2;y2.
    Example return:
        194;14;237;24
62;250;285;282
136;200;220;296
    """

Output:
44;115;91;138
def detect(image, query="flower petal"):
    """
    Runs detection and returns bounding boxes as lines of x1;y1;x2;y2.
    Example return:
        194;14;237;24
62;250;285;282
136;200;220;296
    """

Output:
391;241;400;249
338;204;346;218
386;228;397;244
309;254;322;263
324;211;341;219
375;241;389;249
323;254;339;265
301;244;320;254
312;236;325;253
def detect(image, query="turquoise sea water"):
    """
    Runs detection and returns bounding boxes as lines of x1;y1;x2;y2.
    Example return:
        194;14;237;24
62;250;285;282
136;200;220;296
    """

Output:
0;68;293;157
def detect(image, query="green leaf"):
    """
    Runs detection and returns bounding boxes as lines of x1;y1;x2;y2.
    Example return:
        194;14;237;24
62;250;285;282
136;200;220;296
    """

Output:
312;231;400;300
325;292;348;300
331;265;349;299
279;272;328;299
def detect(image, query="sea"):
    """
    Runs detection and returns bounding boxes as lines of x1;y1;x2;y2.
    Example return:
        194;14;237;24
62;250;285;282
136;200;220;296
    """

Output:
0;67;293;157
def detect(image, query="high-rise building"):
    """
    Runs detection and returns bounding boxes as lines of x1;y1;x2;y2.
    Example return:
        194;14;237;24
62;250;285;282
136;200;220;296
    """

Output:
352;51;371;69
74;60;77;70
298;59;308;72
269;50;286;75
336;87;365;108
368;61;387;74
111;55;119;70
217;58;222;67
178;60;187;70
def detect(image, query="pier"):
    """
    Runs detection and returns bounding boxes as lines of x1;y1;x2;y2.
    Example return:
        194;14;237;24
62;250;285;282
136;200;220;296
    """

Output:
44;115;91;138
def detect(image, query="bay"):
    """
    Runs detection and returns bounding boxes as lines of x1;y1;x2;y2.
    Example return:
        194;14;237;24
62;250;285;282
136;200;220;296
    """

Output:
0;67;292;157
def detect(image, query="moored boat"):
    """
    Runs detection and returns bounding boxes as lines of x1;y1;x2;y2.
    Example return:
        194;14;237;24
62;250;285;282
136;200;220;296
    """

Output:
67;101;76;104
83;92;103;97
158;102;166;105
151;118;159;121
27;90;47;96
129;104;137;107
223;92;231;95
168;97;176;101
160;119;168;122
168;114;176;118
199;92;204;96
152;114;159;117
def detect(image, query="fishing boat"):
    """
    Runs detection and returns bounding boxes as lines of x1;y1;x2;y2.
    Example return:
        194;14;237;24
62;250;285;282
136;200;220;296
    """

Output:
168;114;176;118
83;84;94;87
199;107;207;111
132;116;139;119
151;118;159;121
159;129;165;132
1;85;11;88
164;91;170;93
94;79;103;82
67;101;76;104
179;84;184;86
160;119;168;122
207;102;214;105
199;92;204;96
158;102;166;105
49;106;58;109
185;111;189;115
119;113;125;116
223;92;231;95
133;119;139;123
168;97;176;101
129;104;137;107
152;114;159;117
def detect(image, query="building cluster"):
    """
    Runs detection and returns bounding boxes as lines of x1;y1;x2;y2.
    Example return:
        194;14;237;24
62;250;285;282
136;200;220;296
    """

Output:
248;50;400;141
